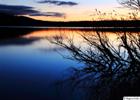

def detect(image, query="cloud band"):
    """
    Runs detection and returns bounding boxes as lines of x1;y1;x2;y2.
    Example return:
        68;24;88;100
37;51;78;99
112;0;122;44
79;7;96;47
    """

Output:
0;4;65;17
37;0;78;6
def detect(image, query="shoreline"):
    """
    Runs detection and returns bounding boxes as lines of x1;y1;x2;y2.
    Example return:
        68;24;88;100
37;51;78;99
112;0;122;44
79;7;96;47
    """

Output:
0;26;140;32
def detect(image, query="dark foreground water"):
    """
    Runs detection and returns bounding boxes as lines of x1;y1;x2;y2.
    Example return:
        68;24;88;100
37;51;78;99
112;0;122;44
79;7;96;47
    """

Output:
0;28;87;100
0;28;140;100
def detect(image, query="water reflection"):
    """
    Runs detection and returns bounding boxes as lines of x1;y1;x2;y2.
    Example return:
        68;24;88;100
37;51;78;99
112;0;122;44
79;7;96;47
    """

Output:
49;30;140;100
1;28;140;100
0;28;83;100
0;37;40;46
0;28;36;39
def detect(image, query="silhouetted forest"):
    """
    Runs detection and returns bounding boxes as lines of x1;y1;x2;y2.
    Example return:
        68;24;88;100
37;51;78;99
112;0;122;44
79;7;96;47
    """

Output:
1;12;140;27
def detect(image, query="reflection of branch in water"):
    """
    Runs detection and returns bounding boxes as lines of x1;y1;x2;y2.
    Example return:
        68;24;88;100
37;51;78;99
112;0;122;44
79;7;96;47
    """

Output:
49;31;140;100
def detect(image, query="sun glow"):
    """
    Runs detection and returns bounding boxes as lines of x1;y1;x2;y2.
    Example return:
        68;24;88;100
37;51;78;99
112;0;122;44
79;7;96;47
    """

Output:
26;8;140;21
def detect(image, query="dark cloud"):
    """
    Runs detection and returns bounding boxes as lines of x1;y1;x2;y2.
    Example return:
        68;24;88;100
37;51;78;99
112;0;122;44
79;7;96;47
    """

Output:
0;4;65;17
37;0;78;6
30;12;65;17
0;4;37;15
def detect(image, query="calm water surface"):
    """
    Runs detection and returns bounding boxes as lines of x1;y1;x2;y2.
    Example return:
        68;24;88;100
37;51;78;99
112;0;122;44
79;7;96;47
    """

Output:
0;28;134;100
0;28;87;100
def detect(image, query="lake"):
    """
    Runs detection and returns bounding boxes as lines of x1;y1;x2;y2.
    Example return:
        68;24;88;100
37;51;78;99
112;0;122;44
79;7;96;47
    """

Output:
0;28;140;100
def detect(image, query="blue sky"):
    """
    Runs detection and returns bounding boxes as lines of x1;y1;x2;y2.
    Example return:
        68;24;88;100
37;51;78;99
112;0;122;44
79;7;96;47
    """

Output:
0;0;119;7
0;0;126;21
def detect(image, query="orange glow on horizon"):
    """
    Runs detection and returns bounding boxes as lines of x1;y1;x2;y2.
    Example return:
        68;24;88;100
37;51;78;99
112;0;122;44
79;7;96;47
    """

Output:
25;8;140;21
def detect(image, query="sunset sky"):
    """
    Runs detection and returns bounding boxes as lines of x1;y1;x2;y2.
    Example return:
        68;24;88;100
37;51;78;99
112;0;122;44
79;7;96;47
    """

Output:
0;0;136;21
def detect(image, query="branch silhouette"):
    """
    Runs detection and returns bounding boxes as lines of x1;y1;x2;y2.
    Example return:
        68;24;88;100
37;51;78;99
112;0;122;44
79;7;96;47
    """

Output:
118;0;140;10
48;31;140;100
